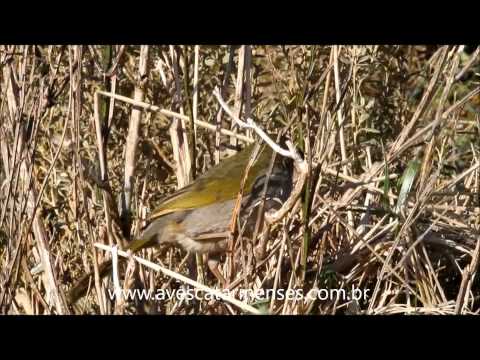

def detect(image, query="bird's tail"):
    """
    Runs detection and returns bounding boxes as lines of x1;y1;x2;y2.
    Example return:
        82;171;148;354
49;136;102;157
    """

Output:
67;236;157;305
67;259;115;305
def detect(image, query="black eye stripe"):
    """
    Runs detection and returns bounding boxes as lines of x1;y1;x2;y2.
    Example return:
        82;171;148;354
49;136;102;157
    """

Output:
253;172;290;185
252;176;290;192
242;197;284;214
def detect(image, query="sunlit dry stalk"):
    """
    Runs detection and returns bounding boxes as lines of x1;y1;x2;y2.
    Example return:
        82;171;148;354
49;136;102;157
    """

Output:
123;45;150;226
169;45;191;189
229;45;247;155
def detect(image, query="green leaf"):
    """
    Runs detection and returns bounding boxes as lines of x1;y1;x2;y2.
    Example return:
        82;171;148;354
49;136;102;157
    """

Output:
251;299;271;315
395;159;421;214
380;139;391;211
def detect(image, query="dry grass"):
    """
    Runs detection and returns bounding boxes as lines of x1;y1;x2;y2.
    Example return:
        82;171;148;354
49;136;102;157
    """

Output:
0;45;479;315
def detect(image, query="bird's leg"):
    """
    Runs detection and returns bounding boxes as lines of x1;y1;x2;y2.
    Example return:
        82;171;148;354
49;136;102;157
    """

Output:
254;223;271;262
187;253;198;282
206;255;227;287
195;254;205;284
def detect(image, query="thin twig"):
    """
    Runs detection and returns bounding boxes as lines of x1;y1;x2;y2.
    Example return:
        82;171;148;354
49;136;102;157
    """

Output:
94;243;262;315
96;90;254;143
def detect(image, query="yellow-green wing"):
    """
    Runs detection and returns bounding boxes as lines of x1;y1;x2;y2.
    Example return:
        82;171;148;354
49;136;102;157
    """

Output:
148;144;272;220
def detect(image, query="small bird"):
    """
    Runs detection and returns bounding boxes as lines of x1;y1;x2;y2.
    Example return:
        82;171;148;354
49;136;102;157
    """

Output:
68;143;294;304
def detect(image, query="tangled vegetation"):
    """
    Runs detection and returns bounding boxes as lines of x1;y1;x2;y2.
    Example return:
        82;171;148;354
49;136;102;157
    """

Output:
0;45;479;314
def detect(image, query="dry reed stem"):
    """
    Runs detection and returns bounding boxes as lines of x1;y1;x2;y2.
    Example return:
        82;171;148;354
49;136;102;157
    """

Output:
94;243;262;315
95;90;254;143
124;45;150;219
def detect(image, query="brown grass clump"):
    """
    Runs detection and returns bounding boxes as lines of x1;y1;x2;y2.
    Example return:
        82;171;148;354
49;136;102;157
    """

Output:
1;45;479;315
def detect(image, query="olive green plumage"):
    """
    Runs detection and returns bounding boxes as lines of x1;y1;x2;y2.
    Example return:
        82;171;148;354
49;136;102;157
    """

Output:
68;143;293;304
147;143;277;220
124;145;292;252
